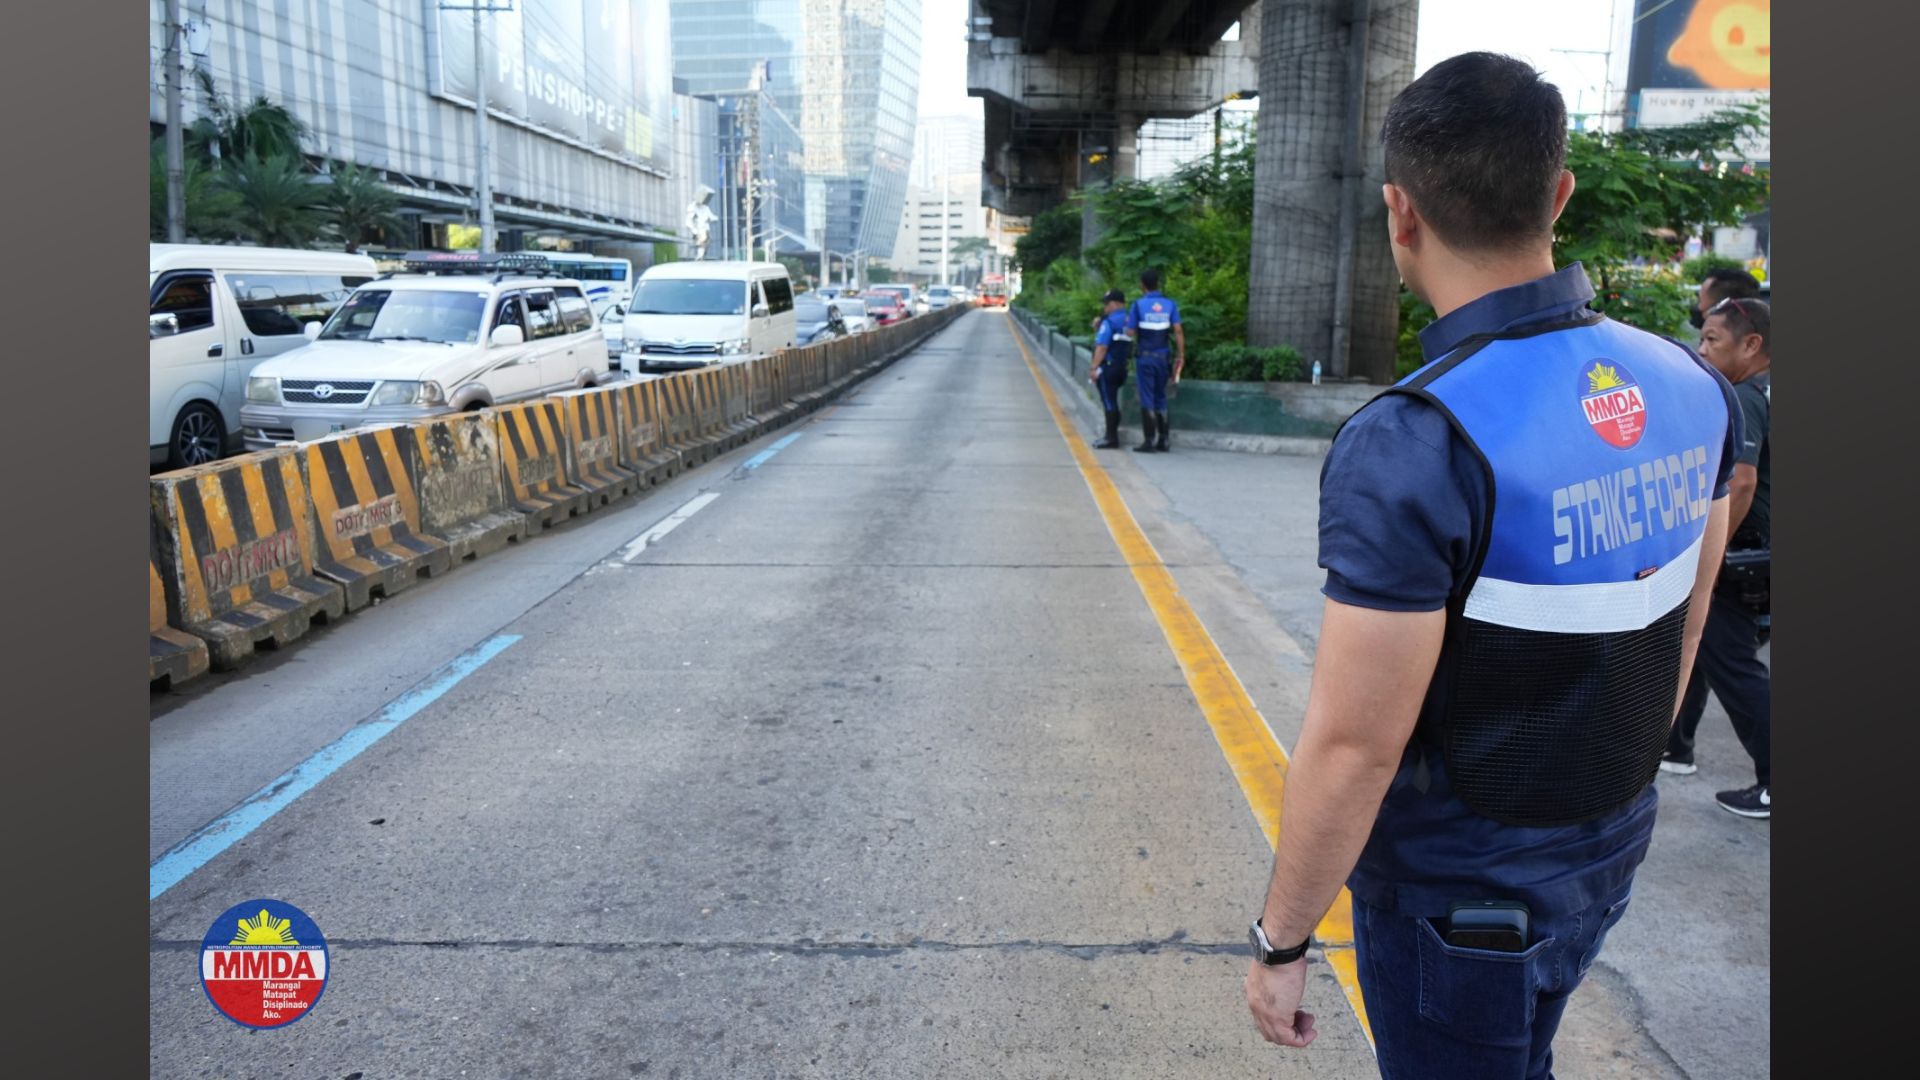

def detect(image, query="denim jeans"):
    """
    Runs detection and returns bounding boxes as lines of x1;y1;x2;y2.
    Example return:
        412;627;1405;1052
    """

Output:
1353;879;1636;1079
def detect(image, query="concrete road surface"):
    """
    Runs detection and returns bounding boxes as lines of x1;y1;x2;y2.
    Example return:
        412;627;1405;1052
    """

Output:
151;309;1767;1078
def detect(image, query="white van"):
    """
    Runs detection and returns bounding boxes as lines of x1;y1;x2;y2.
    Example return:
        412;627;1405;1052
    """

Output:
150;244;378;468
619;261;796;372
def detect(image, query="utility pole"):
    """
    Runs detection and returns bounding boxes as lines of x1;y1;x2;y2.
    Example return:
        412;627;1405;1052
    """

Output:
441;2;512;252
163;0;186;242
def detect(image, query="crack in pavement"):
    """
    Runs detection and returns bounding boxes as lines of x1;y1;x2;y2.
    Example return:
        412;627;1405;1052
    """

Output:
152;934;1265;961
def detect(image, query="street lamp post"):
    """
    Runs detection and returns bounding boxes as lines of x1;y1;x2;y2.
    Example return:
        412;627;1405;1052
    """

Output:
441;1;514;253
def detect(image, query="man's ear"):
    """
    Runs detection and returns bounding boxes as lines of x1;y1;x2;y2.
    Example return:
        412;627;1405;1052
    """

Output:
1548;169;1577;223
1383;183;1418;249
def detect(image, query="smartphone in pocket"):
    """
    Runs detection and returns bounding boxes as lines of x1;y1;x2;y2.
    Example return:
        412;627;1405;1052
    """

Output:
1444;900;1531;952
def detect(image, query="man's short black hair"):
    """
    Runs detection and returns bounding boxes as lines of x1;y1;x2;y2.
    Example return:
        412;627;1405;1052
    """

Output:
1382;52;1568;252
1701;268;1761;307
1708;296;1770;354
1139;268;1161;291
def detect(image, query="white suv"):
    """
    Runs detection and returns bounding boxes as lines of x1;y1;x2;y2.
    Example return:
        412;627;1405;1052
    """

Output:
239;253;607;449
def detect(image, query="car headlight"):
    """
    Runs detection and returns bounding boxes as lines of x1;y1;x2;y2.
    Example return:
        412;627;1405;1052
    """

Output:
246;376;278;404
720;338;752;355
371;380;445;406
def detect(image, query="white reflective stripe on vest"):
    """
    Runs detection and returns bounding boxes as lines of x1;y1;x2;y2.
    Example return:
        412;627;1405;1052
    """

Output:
1463;534;1703;635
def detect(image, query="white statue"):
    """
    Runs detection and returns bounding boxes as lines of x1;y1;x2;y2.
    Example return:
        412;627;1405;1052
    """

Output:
685;185;718;260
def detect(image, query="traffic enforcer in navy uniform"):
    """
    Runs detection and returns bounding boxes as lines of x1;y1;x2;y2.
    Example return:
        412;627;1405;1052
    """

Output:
1127;269;1184;453
1088;289;1133;450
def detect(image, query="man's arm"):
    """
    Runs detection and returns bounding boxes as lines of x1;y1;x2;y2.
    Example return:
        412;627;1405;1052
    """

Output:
1172;323;1187;381
1090;342;1108;383
1726;465;1757;535
1245;598;1445;1048
1672;496;1731;721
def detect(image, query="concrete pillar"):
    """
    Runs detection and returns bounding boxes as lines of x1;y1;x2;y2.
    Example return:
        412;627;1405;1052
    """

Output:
1247;0;1416;384
1079;116;1140;253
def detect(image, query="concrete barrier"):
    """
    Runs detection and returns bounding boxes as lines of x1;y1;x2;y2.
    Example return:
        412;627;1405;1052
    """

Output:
716;362;757;448
149;538;208;690
301;426;453;612
606;378;680;484
151;449;345;669
492;399;589;534
554;387;640;510
654;373;714;468
407;412;528;563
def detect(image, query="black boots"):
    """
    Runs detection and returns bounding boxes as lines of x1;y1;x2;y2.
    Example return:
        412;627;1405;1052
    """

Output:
1133;412;1169;453
1092;410;1122;449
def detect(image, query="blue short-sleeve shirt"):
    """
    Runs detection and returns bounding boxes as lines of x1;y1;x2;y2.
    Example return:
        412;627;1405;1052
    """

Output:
1321;264;1742;917
1094;307;1131;347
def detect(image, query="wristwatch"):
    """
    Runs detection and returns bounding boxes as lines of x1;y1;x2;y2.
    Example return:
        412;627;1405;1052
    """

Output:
1249;919;1313;966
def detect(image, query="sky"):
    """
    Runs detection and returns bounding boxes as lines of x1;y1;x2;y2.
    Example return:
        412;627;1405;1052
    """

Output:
916;0;1635;124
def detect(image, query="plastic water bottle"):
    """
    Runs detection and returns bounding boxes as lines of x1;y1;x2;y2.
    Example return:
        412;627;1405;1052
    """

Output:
1311;360;1322;386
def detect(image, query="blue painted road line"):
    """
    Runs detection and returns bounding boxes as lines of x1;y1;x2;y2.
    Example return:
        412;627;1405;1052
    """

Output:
149;634;522;901
741;432;804;471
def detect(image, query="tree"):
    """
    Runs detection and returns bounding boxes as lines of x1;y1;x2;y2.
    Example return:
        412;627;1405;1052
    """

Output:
187;71;308;165
1555;103;1770;333
219;154;328;249
323;163;407;253
151;138;241;242
948;235;991;285
1012;202;1081;273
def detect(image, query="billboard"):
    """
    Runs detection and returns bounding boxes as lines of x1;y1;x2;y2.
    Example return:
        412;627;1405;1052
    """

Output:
1627;0;1770;92
1626;0;1769;161
432;0;675;174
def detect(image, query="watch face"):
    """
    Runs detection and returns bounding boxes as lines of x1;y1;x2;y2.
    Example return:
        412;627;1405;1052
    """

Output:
1248;923;1267;959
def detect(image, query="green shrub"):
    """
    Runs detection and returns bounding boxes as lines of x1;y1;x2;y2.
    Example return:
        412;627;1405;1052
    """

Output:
1187;343;1305;382
1680;253;1748;283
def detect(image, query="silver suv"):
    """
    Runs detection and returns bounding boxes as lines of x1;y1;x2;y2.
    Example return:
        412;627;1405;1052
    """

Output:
239;253;607;449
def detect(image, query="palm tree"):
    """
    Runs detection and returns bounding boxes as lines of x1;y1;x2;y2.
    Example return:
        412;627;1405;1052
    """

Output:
151;138;242;242
188;71;308;165
218;154;328;249
324;163;407;253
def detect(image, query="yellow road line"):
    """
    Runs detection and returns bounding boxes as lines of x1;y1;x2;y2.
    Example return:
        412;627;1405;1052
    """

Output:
1005;317;1373;1045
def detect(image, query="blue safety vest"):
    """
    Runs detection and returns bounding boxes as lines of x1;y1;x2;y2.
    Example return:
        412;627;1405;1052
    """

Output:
1381;311;1734;827
1129;293;1179;356
1095;309;1133;370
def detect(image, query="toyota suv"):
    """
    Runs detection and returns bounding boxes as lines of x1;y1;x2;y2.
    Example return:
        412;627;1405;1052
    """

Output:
239;252;607;449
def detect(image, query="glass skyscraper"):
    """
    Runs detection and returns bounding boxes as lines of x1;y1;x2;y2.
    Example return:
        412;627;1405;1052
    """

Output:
668;0;919;259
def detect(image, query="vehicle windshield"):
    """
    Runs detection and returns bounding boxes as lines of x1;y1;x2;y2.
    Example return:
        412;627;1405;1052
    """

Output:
631;278;746;316
929;287;951;297
320;288;485;344
833;300;866;316
795;300;830;321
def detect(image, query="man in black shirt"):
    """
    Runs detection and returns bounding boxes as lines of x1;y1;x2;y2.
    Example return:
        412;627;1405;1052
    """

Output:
1662;297;1771;818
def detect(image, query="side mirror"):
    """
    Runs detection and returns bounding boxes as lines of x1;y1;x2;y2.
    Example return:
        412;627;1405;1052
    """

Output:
302;322;323;340
490;324;526;347
149;312;179;339
752;303;770;319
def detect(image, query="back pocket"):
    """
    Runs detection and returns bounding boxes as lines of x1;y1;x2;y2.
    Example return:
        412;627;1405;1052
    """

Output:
1416;915;1556;1047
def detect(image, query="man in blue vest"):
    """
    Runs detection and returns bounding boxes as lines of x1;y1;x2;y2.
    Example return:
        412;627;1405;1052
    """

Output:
1129;269;1185;452
1088;289;1133;449
1240;53;1739;1079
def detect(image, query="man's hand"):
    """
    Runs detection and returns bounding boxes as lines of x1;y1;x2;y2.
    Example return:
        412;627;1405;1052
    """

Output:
1245;959;1317;1048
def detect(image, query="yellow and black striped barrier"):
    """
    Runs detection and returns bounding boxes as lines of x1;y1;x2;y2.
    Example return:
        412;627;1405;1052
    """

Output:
301;427;454;612
655;373;714;468
717;362;757;447
554;386;640;509
150;449;345;670
408;412;528;563
492;399;588;535
689;367;732;452
608;378;681;484
150;528;208;690
746;353;782;435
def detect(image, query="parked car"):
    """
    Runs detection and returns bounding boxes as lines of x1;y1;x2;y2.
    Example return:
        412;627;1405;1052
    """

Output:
620;260;796;373
238;252;607;449
594;297;627;362
795;297;848;346
150;244;378;469
832;297;874;334
863;292;907;326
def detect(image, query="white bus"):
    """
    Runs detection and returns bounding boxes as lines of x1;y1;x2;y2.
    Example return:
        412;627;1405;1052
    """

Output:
367;250;634;307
